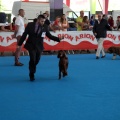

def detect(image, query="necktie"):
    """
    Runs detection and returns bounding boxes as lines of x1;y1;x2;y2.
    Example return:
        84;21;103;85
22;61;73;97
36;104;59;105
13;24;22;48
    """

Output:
36;25;40;35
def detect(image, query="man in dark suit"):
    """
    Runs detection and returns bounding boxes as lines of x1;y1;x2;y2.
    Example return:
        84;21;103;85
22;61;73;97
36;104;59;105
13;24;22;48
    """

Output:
17;15;63;81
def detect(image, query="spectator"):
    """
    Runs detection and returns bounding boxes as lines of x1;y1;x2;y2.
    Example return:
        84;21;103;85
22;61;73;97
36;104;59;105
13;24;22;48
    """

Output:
9;17;16;31
81;16;91;53
102;14;108;20
76;11;84;53
43;13;50;26
76;10;84;31
90;15;95;26
51;16;63;32
0;25;11;32
33;18;37;23
116;16;120;30
76;11;90;53
60;14;72;54
60;14;69;31
81;16;90;30
45;11;49;18
14;9;25;66
108;16;114;29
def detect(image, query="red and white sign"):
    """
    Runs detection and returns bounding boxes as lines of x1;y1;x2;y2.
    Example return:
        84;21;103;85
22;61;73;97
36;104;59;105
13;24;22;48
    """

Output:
0;31;120;52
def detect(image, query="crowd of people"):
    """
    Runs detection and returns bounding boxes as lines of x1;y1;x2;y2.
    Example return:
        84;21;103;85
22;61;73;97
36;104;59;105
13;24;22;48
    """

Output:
0;9;119;57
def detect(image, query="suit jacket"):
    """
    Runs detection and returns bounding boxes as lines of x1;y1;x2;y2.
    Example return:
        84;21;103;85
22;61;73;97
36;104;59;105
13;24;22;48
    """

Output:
18;22;60;51
93;19;112;38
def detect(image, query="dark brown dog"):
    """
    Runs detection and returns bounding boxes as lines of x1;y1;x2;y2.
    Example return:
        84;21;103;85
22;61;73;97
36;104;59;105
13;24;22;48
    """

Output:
107;46;120;59
57;50;68;79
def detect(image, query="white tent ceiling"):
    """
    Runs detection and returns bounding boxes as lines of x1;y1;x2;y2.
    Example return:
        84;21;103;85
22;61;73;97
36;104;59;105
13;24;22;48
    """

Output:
1;0;120;13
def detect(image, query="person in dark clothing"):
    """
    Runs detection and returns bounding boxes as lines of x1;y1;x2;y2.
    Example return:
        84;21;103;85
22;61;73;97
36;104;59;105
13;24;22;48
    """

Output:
90;15;95;26
17;15;63;81
43;13;50;26
33;18;37;23
93;14;112;59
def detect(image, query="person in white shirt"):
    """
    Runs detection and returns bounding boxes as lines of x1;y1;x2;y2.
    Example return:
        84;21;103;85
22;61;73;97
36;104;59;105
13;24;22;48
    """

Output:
14;9;25;66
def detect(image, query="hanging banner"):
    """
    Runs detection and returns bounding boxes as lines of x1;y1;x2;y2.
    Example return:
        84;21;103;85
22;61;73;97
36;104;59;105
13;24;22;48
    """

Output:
22;0;29;1
66;0;70;7
103;0;109;14
90;0;96;14
0;31;120;51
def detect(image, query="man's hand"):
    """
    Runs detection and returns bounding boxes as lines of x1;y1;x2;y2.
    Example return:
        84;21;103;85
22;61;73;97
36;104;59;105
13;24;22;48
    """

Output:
94;33;97;36
16;45;21;51
58;35;64;42
89;26;93;30
12;34;16;39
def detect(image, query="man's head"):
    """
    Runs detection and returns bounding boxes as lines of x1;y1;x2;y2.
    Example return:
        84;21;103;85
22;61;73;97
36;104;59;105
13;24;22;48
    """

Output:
98;14;102;21
80;10;84;18
18;9;25;17
37;15;46;26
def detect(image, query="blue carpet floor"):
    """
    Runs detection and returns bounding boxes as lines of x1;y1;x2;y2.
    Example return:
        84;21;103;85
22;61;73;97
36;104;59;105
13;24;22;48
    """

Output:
0;54;120;120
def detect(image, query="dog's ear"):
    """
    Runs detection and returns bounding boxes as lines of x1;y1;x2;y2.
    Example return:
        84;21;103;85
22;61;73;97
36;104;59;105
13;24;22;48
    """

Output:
57;50;62;58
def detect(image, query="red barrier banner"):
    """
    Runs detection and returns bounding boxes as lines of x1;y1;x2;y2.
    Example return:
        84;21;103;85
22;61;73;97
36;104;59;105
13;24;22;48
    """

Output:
0;31;120;52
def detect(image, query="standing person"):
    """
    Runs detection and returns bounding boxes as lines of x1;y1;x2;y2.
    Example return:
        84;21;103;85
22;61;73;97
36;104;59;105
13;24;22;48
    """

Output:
10;17;16;31
17;15;63;81
76;10;84;31
14;9;25;66
93;14;112;59
76;10;86;53
81;16;91;53
76;11;90;53
60;14;71;54
60;14;69;31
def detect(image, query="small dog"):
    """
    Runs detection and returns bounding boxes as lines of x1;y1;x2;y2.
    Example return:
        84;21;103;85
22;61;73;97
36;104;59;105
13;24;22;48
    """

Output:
57;50;68;79
107;46;120;60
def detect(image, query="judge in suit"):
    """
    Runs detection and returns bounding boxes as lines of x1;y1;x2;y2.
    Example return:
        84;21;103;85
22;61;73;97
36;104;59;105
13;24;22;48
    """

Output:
17;15;62;81
93;14;112;59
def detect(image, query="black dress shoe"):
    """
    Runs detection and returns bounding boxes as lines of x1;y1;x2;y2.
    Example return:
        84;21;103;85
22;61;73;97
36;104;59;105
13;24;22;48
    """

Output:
30;77;35;81
96;56;99;59
29;73;35;81
14;62;24;66
101;55;106;58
